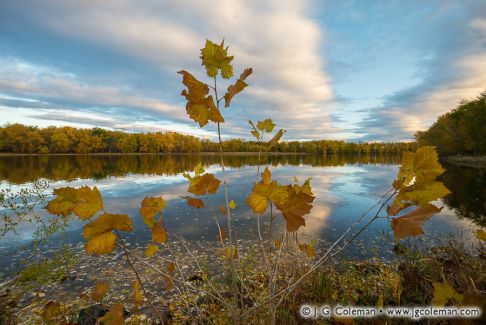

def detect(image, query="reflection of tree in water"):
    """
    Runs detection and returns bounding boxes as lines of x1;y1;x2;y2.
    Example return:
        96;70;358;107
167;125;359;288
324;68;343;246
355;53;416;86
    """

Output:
440;164;486;227
0;154;401;184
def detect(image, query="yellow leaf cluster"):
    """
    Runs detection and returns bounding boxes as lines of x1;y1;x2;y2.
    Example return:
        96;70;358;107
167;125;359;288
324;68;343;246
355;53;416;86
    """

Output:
186;173;221;196
200;39;234;79
246;167;315;232
224;68;252;107
388;146;450;240
178;70;223;127
46;186;103;220
83;213;133;255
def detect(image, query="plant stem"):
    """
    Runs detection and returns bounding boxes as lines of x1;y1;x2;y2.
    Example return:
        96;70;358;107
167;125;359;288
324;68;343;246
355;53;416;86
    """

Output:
214;76;239;322
115;231;164;324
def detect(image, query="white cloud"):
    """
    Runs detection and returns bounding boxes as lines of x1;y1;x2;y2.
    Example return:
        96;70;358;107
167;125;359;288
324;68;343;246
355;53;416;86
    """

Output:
0;0;336;139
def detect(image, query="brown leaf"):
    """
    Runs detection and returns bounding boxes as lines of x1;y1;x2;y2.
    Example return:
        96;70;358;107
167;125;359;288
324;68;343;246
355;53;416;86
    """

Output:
92;281;109;302
275;185;314;232
42;301;61;321
167;262;176;273
390;204;442;240
185;197;204;209
223;68;252;107
151;220;167;244
97;303;124;325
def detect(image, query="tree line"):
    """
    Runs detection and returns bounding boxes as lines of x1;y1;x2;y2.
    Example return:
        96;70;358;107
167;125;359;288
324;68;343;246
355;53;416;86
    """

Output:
415;92;486;156
0;123;417;154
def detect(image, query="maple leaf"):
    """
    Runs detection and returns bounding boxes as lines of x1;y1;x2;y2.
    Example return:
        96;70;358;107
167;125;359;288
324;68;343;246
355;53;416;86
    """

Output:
401;181;450;206
223;68;252;107
45;186;103;220
151;220;167;243
275;184;315;232
431;281;463;306
183;196;204;209
163;274;174;291
200;39;234;79
167;261;176;273
139;196;165;228
389;146;450;216
257;118;275;133
390;204;442;240
144;243;159;258
187;173;221;196
92;281;109;302
178;70;224;127
268;129;285;148
476;229;486;241
133;280;142;309
246;167;288;214
97;303;124;325
42;301;61;321
83;213;132;255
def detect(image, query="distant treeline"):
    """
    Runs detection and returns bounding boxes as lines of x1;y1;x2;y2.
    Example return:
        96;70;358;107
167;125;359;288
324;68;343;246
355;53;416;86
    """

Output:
0;123;417;154
415;93;486;156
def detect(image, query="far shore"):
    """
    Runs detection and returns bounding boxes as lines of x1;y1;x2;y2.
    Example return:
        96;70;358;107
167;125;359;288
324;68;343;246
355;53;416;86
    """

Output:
443;155;486;168
0;151;309;157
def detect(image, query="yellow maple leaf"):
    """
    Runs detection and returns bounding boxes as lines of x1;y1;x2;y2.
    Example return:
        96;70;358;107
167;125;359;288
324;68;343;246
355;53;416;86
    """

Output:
200;39;234;79
178;70;224;127
257;118;275;132
187;173;221;196
83;213;132;255
431;281;463;306
139;196;165;228
97;303;124;325
151;220;167;244
144;243;159;258
45;186;103;220
246;167;288;215
92;281;109;302
223;68;252;107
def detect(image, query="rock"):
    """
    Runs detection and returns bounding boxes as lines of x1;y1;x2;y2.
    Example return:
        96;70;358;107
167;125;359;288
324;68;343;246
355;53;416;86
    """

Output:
77;304;108;325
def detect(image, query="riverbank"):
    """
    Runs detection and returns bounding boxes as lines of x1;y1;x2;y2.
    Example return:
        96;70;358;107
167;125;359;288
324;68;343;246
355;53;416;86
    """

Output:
443;156;486;168
1;239;484;324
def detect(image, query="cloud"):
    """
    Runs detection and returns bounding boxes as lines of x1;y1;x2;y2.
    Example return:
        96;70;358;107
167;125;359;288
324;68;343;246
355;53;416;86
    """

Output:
357;1;486;141
0;0;335;140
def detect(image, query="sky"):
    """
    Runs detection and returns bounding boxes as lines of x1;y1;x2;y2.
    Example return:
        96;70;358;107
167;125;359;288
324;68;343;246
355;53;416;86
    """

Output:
1;0;485;142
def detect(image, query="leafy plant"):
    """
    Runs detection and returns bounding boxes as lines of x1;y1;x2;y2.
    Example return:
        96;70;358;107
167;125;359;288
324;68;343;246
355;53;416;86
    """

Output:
35;39;456;324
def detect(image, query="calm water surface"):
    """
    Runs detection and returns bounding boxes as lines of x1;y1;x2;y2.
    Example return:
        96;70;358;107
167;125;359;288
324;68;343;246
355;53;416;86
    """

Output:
0;154;484;276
